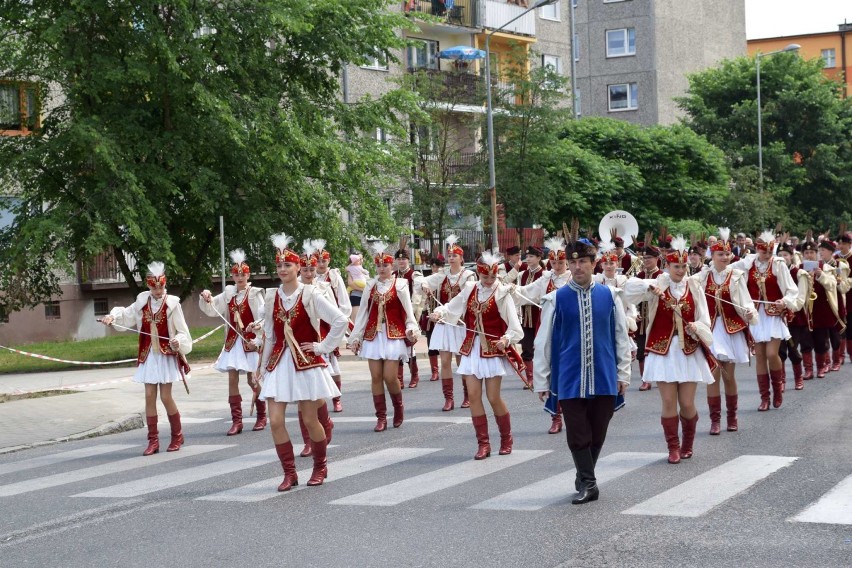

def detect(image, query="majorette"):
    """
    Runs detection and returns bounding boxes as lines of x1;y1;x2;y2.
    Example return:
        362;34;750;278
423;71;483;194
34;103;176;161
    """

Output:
393;238;425;389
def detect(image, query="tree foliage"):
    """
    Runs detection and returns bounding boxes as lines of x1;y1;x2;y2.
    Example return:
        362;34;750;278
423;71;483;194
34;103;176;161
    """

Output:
0;0;416;310
678;53;852;234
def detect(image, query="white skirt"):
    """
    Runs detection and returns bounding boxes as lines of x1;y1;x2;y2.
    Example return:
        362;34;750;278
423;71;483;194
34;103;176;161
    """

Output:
359;326;410;362
643;336;715;384
711;324;751;364
214;345;259;373
457;337;513;380
750;305;791;342
327;352;341;376
259;349;341;403
429;321;465;353
133;350;182;384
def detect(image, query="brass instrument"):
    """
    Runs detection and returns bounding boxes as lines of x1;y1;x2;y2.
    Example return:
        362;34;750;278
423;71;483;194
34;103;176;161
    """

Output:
625;255;643;277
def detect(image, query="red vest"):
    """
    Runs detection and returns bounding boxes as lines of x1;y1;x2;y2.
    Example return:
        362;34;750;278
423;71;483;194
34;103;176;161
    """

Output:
459;289;508;358
138;299;172;365
224;291;257;352
645;285;699;356
364;279;408;341
810;261;837;329
266;292;326;372
747;261;784;316
520;266;544;329
439;272;466;304
705;271;748;334
635;268;662;335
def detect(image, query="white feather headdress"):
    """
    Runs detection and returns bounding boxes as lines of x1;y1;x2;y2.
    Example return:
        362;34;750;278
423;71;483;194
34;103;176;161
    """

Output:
717;227;730;243
670;234;688;254
311;239;327;253
598;239;616;255
370;240;388;256
758;230;776;243
302;239;318;257
478;249;504;266
146;261;165;278
544;236;565;254
445;234;459;247
229;248;246;265
271;233;293;252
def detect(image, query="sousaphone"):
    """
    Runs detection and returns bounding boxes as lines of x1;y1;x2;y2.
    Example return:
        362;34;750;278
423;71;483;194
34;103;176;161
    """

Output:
598;210;639;249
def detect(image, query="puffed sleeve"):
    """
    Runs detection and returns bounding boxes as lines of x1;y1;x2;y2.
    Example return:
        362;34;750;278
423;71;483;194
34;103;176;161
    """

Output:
497;286;523;343
396;281;421;336
432;282;474;325
309;288;348;355
348;280;375;343
259;289;276;372
533;291;557;393
198;288;229;318
775;260;800;311
611;289;632;385
512;272;549;306
331;269;352;319
623;277;657;306
168;298;193;355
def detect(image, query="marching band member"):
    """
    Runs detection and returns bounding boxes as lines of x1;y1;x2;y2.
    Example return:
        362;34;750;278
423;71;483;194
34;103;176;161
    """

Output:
258;234;346;490
199;249;266;436
312;239;352;413
500;245;525;284
690;229;757;435
419;255;445;382
348;241;420;432
514;246;547;388
819;239;850;372
534;229;632;504
785;241;814;385
394;246;424;388
798;238;844;379
595;240;639;356
431;251;524;460
634;237;663;391
625;235;714;464
730;231;799;410
512;237;572;434
101;262;192;456
836;231;852;364
420;235;476;411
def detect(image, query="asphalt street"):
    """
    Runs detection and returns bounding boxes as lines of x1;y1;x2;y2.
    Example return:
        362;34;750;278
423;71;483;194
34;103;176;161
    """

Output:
0;361;850;568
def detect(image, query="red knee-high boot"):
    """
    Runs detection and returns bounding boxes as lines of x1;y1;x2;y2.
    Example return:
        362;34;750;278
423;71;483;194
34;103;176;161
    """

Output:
166;412;183;452
831;346;843;372
802;351;814;380
307;439;328;486
495;412;513;455
461;376;470;408
429;354;440;381
227;395;243;436
661;416;680;464
707;396;722;435
680;413;698;459
725;394;738;432
472;415;490;460
816;352;828;378
143;415;159;456
318;402;333;443
298;411;312;457
792;361;804;390
373;394;388;432
275;441;298;491
390;392;404;428
770;369;784;408
548;405;563;434
523;364;534;389
331;377;343;412
757;373;770;411
441;378;454;411
408;356;420;388
253;395;268;431
397;362;405;389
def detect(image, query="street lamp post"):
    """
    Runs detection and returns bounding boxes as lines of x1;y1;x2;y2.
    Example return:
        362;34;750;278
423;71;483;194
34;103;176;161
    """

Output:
485;0;557;251
756;43;800;191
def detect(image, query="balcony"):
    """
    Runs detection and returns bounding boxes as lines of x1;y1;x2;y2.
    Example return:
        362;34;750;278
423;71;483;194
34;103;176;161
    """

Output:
408;67;485;105
78;250;137;289
417;151;484;182
482;0;536;36
403;0;477;29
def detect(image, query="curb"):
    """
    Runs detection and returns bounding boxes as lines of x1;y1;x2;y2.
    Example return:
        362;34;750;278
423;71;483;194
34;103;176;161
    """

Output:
0;413;144;455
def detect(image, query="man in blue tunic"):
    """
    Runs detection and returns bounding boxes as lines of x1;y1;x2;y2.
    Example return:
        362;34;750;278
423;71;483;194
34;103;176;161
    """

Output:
533;236;632;504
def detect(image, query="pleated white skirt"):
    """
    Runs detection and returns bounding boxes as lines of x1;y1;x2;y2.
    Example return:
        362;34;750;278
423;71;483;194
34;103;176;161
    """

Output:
457;337;513;380
133;350;182;384
214;345;259;373
750;306;791;342
711;324;751;364
359;326;410;362
429;322;465;353
643;336;715;384
259;350;341;403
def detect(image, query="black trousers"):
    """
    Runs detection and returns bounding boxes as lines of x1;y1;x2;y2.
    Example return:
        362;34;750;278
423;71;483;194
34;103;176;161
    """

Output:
521;325;535;361
790;325;813;353
779;336;802;364
845;311;852;339
560;397;615;453
634;334;647;362
812;328;831;354
829;327;842;351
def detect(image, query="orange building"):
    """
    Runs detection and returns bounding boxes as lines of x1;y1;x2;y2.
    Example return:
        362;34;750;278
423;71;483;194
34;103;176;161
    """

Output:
748;23;852;98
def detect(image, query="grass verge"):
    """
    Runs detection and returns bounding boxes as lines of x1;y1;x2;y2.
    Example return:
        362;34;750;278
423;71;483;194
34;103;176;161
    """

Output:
0;326;227;374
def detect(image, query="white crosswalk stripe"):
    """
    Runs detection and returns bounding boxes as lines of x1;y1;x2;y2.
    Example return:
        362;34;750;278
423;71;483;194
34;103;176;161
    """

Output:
0;445;232;497
471;452;665;511
73;449;280;498
0;445;136;477
622;455;798;518
221;416;470;425
198;447;441;503
791;473;852;525
330;450;551;507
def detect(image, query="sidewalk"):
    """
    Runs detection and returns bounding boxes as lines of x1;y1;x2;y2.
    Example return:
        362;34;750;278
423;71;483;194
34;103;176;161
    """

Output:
0;337;431;454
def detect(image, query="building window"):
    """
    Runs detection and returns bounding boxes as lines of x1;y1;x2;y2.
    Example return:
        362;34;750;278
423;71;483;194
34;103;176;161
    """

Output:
821;48;836;68
606;28;636;57
0;82;39;135
94;298;110;317
542;54;563;75
608;83;638;111
361;49;388;71
413;124;439;154
407;38;439;71
573;33;580;61
540;2;560;21
44;301;61;320
375;127;388;143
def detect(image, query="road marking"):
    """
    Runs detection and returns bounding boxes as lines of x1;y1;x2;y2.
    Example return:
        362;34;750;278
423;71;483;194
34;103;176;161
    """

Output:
74;449;279;498
471;452;664;511
791;473;852;525
623;455;798;518
330;450;551;507
0;445;232;497
198;447;442;503
217;416;470;425
0;445;136;477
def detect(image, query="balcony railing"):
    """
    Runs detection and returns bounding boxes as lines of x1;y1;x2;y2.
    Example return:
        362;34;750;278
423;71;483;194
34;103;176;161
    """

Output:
78;250;137;285
403;0;477;28
408;68;485;105
417;151;484;182
483;0;536;36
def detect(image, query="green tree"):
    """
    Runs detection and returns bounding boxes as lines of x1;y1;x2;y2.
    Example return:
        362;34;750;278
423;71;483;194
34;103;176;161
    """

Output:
0;0;416;311
678;53;852;234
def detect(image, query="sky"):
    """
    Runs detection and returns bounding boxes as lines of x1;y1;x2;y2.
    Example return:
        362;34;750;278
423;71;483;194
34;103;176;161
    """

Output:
746;0;850;39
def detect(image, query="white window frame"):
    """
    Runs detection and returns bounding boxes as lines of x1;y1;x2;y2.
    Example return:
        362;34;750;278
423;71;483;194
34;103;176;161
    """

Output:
361;50;388;71
608;83;638;112
821;48;836;68
606;28;636;58
540;2;560;21
542;54;563;75
375;127;388;143
407;38;440;71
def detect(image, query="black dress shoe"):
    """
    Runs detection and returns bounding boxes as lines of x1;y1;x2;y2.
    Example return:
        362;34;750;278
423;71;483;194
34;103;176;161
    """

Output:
572;484;599;505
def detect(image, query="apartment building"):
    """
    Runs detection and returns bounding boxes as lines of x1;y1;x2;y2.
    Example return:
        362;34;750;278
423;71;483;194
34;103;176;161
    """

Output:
748;23;852;98
572;0;746;125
